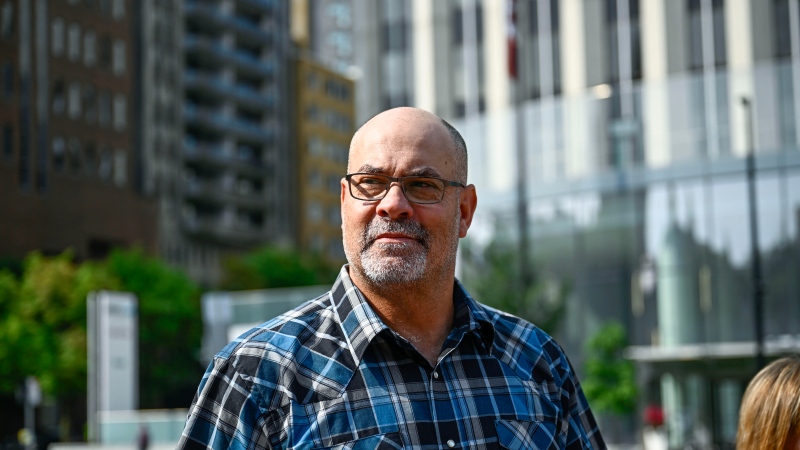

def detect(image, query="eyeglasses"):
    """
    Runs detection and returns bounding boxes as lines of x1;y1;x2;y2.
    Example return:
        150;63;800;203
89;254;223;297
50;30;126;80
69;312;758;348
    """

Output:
345;173;465;204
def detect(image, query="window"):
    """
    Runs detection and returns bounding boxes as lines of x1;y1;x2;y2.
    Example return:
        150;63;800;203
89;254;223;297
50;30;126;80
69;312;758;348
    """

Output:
68;82;81;118
52;79;65;114
52;136;66;171
98;34;111;68
68;138;82;173
98;91;110;126
307;202;323;222
604;0;641;82
688;0;726;70
2;123;12;160
83;84;96;123
83;30;96;66
1;1;13;39
2;62;12;99
382;20;408;52
774;0;791;58
114;149;128;187
112;0;125;20
67;23;81;61
113;93;126;130
526;0;563;96
98;146;113;180
51;18;65;56
112;40;125;74
84;141;96;175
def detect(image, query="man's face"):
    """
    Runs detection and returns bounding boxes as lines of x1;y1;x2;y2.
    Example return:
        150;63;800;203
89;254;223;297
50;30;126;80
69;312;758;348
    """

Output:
341;108;475;287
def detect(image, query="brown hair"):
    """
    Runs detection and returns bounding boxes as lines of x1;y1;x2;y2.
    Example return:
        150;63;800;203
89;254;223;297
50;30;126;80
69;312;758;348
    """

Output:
737;355;800;450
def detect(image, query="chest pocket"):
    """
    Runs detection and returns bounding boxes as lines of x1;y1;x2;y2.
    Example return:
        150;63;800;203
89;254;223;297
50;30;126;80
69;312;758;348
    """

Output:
313;431;404;450
495;419;565;450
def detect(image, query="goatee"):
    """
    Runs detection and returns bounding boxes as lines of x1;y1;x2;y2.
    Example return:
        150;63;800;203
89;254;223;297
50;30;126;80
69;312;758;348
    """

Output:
355;217;430;285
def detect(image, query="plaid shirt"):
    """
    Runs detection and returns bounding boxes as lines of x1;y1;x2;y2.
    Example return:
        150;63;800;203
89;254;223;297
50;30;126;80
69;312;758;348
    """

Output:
178;266;605;450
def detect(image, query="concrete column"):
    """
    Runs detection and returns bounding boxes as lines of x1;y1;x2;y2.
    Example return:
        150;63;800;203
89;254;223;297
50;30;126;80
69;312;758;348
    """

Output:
727;0;755;157
561;0;589;177
412;0;436;112
483;0;514;193
641;0;671;168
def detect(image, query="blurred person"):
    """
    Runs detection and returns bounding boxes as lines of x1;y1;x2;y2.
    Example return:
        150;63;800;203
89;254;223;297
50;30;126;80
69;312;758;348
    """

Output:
137;425;149;450
177;107;605;449
736;355;800;450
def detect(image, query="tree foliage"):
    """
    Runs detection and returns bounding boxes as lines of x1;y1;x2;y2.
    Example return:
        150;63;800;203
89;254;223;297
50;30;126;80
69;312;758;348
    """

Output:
0;252;119;395
460;237;566;335
582;322;638;416
0;249;202;409
220;246;340;291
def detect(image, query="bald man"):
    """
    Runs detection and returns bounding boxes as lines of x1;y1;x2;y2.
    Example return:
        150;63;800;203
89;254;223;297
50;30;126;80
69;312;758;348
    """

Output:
178;108;605;449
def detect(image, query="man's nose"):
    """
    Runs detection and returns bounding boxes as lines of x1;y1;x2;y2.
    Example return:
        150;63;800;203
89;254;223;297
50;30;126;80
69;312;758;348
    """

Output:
375;183;414;220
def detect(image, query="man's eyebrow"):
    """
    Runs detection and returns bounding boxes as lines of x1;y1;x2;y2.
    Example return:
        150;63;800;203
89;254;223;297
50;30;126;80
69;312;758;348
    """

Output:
355;164;382;174
354;165;442;178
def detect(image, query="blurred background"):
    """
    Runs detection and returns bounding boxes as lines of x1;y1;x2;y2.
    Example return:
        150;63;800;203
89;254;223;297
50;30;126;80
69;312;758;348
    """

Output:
0;0;799;449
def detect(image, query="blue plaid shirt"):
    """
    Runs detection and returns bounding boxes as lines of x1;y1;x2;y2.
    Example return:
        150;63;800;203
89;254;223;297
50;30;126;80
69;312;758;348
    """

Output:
178;266;605;450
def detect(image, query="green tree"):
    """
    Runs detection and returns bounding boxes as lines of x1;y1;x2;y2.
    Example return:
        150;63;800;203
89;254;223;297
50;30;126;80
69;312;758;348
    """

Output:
0;249;204;416
105;249;202;408
460;237;566;335
582;322;638;416
0;251;119;396
221;246;340;291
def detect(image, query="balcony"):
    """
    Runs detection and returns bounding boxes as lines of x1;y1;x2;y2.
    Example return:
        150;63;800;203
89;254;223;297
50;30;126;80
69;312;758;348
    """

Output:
184;34;276;78
183;138;269;178
185;0;275;44
235;0;279;14
183;177;267;209
181;214;266;246
184;70;276;110
184;104;275;143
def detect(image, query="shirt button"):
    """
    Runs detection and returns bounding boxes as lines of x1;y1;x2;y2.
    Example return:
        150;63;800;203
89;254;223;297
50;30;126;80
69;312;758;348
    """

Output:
446;439;456;448
433;371;439;379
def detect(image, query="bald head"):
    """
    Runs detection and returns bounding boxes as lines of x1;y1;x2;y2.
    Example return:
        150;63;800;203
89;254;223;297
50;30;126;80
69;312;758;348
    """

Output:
349;107;468;184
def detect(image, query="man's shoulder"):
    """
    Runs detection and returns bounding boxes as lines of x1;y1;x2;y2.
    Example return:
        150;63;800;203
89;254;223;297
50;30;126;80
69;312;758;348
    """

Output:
215;292;337;362
475;302;573;380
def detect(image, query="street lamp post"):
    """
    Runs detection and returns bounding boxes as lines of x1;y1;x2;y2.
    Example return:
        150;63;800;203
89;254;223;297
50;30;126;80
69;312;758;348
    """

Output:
741;96;765;370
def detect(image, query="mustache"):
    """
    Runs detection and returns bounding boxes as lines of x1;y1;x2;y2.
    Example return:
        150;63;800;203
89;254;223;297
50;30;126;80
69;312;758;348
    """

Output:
362;218;430;251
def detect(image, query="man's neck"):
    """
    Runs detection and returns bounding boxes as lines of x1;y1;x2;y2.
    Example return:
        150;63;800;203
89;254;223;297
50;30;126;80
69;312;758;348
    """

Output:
350;269;455;367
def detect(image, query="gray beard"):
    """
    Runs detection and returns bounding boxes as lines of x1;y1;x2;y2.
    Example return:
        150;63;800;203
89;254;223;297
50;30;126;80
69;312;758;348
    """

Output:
354;218;430;285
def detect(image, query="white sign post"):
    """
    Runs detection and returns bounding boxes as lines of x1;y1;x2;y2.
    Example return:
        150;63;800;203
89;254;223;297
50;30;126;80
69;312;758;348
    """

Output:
87;291;138;442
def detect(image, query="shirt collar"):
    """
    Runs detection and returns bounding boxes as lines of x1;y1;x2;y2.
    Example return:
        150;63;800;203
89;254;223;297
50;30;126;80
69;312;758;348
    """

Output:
329;265;496;364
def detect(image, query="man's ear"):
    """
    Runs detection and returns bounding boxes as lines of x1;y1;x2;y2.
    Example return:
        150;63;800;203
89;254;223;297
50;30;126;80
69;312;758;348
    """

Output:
458;184;478;238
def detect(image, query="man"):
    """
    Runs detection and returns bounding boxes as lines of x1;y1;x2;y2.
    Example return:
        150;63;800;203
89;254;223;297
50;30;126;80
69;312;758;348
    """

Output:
178;107;605;449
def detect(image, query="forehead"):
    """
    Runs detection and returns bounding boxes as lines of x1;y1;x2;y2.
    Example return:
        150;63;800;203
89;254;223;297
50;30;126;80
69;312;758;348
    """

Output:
350;111;456;177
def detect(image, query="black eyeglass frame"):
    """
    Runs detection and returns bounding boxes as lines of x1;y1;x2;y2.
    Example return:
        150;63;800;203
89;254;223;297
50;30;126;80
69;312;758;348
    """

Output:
345;173;466;204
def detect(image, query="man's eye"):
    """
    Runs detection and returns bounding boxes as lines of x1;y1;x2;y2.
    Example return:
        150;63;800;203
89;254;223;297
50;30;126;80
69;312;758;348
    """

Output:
360;177;386;185
407;179;438;189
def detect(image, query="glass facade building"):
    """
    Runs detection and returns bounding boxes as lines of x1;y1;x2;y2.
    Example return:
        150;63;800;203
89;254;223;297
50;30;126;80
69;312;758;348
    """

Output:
461;53;800;450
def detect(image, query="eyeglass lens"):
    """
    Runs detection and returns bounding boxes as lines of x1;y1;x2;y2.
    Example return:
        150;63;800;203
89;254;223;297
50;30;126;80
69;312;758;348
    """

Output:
350;174;445;204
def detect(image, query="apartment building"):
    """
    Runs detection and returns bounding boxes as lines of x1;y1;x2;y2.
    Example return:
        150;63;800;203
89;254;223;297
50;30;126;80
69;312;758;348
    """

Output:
177;0;293;284
0;0;156;261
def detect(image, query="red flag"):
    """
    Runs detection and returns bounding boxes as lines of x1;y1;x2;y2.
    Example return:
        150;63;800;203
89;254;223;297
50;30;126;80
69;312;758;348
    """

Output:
507;0;518;79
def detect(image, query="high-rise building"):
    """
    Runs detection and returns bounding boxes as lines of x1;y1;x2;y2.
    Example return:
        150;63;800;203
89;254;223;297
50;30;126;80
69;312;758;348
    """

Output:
291;0;354;261
0;0;156;261
293;57;352;261
174;0;294;284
